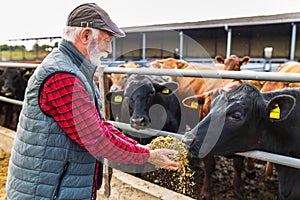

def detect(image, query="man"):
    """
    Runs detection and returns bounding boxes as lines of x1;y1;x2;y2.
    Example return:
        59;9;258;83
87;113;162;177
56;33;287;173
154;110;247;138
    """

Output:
6;3;179;200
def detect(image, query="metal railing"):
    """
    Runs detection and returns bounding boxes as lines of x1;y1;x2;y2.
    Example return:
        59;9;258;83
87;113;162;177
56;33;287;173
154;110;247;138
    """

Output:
1;62;300;170
101;66;300;170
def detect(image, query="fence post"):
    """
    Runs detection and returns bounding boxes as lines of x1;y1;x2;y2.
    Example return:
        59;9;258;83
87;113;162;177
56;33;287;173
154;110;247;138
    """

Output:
97;67;111;120
97;66;113;197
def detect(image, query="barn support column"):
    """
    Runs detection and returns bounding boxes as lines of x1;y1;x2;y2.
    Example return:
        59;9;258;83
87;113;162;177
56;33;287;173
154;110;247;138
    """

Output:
225;25;232;58
112;38;116;61
179;31;183;60
290;23;297;61
142;33;147;61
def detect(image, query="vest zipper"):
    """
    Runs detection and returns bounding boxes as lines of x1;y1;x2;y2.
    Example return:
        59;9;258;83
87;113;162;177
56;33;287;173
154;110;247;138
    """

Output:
52;161;70;200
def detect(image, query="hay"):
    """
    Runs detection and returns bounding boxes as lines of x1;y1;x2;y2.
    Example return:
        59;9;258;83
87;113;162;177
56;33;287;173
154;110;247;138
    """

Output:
0;148;9;199
146;135;195;195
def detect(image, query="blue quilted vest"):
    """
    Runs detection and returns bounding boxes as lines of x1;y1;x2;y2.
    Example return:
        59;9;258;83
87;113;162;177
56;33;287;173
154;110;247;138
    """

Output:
6;39;103;200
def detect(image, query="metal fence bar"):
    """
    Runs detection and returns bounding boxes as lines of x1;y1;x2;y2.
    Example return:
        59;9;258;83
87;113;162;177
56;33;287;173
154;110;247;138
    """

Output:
236;151;300;170
0;62;38;69
108;120;184;140
109;120;300;169
0;96;23;106
104;67;300;82
110;120;300;169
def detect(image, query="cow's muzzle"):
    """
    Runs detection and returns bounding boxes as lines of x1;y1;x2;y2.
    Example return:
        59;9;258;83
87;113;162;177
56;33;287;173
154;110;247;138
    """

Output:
130;116;149;129
1;86;14;97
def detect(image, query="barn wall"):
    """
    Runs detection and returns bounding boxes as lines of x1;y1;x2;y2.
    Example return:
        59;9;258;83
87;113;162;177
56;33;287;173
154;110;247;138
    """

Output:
115;33;142;60
295;24;300;58
232;24;292;58
115;22;300;61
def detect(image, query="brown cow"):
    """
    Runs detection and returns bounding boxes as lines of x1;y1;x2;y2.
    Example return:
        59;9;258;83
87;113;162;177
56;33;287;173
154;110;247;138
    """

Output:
151;57;189;69
152;56;252;199
109;62;139;92
260;61;300;92
215;55;250;71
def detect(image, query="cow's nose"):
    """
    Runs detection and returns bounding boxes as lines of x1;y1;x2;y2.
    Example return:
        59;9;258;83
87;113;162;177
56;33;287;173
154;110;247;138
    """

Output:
131;117;145;125
182;132;196;147
1;86;14;97
1;86;8;93
130;117;148;129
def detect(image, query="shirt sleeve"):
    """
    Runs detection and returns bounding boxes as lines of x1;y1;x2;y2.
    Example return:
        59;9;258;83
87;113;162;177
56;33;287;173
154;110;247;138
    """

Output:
39;72;149;164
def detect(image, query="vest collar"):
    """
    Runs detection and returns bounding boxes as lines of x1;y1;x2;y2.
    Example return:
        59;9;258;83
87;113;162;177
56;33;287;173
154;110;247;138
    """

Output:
59;39;97;81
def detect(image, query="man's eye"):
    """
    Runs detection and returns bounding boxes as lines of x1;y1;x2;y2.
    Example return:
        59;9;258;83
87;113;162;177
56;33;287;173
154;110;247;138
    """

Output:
105;38;112;44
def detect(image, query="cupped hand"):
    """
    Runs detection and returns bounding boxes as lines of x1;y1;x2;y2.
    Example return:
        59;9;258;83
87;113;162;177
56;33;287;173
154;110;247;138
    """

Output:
147;148;180;170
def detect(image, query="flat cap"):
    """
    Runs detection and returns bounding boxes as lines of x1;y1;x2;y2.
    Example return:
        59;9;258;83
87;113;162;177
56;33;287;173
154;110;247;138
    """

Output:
66;3;125;38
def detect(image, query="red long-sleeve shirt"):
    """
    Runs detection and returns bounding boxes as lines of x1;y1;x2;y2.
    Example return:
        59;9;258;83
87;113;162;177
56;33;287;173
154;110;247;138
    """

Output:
39;72;150;163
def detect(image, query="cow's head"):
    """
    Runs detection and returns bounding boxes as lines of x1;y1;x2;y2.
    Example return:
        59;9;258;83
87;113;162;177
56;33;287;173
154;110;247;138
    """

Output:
106;75;178;130
184;83;296;158
109;62;139;92
150;58;189;69
215;55;250;71
1;68;33;99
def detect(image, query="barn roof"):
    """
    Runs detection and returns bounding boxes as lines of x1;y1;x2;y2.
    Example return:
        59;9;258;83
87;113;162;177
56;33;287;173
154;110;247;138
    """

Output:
122;12;300;33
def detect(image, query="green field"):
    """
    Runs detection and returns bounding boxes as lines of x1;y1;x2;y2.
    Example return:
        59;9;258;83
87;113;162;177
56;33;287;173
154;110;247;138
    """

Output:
0;50;49;61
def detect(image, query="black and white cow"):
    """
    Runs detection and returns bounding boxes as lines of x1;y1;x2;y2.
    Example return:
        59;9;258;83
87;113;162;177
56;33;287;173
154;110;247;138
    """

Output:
184;83;300;199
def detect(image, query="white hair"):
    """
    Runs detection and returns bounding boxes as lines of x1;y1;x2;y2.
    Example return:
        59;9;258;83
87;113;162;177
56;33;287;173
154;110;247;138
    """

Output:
62;26;99;43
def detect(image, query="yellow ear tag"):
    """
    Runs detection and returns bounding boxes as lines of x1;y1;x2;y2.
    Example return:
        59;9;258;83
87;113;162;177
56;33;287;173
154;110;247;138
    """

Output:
270;103;280;119
114;95;123;103
190;101;198;109
25;70;31;75
162;88;170;94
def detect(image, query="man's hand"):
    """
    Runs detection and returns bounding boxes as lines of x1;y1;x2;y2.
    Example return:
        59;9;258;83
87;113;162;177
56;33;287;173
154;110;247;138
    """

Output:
147;148;180;170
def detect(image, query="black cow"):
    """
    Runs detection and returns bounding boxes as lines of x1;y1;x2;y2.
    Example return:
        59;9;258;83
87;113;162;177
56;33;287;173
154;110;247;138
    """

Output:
0;69;5;116
105;74;182;177
0;68;32;129
106;74;182;144
105;74;203;197
185;83;300;199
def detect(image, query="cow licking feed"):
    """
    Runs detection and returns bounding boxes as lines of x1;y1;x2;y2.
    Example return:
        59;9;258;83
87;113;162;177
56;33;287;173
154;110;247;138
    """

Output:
185;83;300;199
151;56;253;199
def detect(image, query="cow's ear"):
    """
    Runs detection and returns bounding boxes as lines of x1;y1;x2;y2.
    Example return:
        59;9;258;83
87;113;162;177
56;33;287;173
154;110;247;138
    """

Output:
182;91;213;109
105;91;124;104
156;82;178;94
23;69;33;80
240;56;251;65
182;96;201;109
266;95;296;121
177;60;189;69
117;64;126;68
215;55;225;64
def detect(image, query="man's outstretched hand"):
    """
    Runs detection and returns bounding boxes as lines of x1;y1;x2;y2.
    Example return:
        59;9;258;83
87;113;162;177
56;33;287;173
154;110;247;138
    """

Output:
147;148;180;170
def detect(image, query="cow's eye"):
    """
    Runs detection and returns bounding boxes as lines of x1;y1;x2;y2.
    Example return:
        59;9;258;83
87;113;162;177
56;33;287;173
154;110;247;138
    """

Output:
231;111;242;120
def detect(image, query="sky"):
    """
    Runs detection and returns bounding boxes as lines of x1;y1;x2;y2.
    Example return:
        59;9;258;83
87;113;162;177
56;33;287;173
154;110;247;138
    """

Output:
2;0;300;48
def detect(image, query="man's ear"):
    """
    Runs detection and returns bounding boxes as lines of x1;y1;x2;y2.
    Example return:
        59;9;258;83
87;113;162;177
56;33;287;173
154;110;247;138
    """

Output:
80;28;92;44
266;94;296;121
